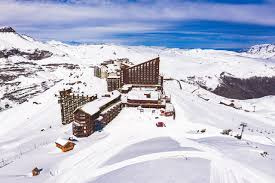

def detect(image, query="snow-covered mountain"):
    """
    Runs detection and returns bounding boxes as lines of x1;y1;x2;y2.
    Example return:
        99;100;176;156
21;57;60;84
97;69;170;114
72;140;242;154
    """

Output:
245;44;275;59
1;27;275;183
2;27;275;110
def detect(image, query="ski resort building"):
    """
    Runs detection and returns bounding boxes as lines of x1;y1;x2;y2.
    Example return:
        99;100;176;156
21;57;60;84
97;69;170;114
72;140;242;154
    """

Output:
58;89;97;125
120;57;163;87
106;75;121;92
69;57;174;138
94;65;108;79
94;58;133;80
94;57;163;92
124;87;166;108
73;91;123;137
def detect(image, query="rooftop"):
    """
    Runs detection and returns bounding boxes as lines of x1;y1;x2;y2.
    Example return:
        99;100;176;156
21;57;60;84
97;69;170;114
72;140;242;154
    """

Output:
80;90;121;116
107;75;120;79
55;138;69;146
127;88;160;101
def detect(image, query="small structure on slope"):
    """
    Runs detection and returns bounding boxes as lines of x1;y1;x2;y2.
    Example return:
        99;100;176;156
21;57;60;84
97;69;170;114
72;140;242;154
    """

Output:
32;167;42;176
55;138;75;152
219;99;242;110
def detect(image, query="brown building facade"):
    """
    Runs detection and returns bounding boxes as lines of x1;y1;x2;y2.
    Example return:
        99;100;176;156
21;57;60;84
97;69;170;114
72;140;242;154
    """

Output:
73;91;123;137
107;76;121;92
58;89;97;125
73;109;100;137
120;57;162;86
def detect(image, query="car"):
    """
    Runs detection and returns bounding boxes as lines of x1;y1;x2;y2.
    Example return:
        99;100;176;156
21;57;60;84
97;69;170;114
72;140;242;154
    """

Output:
156;122;166;127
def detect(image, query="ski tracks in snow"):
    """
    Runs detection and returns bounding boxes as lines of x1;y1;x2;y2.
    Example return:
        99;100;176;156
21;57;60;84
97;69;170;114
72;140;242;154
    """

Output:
210;157;274;183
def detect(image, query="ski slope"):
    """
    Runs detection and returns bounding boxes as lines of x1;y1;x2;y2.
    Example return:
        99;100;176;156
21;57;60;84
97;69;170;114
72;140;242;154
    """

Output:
0;79;275;183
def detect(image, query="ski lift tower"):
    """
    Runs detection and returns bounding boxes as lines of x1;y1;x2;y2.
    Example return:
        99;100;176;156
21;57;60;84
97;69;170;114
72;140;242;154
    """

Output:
240;122;247;139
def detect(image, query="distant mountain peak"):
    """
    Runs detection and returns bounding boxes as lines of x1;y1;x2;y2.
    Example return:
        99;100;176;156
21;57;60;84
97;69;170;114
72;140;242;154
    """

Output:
248;44;275;54
247;44;275;59
0;26;16;33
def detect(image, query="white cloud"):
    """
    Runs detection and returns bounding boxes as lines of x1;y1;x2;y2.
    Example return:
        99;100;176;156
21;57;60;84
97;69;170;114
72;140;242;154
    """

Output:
1;1;275;25
0;0;274;43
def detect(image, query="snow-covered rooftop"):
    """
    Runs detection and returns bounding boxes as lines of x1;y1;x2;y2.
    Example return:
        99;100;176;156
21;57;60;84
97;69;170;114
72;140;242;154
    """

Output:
220;99;233;105
121;84;132;90
107;75;120;79
55;138;69;146
127;88;160;101
80;90;121;116
106;64;120;73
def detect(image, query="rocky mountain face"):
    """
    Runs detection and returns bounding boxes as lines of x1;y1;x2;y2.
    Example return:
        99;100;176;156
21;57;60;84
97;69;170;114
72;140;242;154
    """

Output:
185;73;275;100
0;27;80;111
0;48;53;60
1;26;275;110
0;26;16;33
247;44;275;59
213;75;275;100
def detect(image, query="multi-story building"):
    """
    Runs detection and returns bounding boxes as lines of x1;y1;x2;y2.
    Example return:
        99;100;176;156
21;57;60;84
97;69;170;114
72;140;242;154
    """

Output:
94;65;108;79
58;89;97;125
107;75;121;92
120;57;163;87
94;58;133;79
72;91;122;137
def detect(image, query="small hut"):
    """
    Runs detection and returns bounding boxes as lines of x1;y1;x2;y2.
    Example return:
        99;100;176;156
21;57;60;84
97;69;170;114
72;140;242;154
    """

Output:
55;138;75;152
32;167;42;176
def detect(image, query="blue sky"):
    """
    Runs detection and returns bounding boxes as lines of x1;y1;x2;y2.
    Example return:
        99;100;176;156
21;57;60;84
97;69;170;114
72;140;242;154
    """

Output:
1;0;275;49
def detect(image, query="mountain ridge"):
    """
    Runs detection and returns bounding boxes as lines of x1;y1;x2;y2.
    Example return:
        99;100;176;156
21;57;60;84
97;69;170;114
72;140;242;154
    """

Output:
1;26;275;110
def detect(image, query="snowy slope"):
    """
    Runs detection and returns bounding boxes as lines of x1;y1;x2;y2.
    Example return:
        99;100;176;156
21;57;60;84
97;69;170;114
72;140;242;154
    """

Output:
1;80;275;183
245;44;275;59
1;27;275;183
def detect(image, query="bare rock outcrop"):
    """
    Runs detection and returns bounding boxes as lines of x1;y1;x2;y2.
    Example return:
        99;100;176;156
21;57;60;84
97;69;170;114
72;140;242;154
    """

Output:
212;75;275;99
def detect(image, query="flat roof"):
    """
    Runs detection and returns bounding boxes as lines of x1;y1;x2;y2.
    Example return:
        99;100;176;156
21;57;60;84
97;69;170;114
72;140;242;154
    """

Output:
127;88;160;101
80;90;121;116
107;75;120;79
